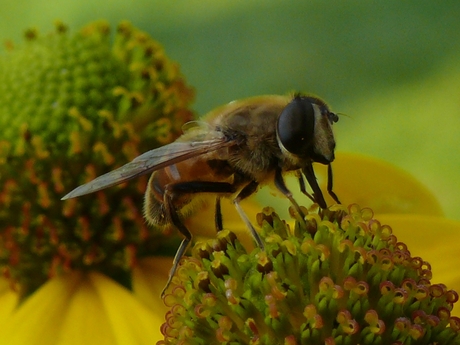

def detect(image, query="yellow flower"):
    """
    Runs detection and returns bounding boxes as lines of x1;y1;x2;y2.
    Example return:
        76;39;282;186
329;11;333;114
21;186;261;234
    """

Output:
0;20;193;344
1;21;458;344
3;269;167;344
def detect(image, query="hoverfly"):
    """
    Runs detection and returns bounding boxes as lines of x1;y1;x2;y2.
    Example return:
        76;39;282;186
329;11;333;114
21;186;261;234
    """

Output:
62;94;340;294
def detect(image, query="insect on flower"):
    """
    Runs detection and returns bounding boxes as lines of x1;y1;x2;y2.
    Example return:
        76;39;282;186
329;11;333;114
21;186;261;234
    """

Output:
62;94;341;294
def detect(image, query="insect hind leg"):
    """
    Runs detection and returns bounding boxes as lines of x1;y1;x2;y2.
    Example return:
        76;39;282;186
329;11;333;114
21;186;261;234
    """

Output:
161;189;192;297
160;181;237;296
172;179;265;250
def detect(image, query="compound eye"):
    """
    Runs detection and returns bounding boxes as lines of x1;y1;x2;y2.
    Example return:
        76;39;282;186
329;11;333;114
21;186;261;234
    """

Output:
277;97;315;155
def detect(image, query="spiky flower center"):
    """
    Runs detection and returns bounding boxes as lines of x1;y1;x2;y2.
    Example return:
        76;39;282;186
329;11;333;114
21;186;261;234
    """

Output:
159;204;460;345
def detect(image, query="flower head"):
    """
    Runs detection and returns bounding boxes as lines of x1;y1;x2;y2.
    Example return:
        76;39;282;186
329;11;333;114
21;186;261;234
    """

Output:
0;20;194;300
159;204;460;345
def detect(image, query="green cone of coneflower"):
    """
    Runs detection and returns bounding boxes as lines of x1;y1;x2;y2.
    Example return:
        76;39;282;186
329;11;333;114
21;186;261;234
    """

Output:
0;20;194;300
159;204;460;345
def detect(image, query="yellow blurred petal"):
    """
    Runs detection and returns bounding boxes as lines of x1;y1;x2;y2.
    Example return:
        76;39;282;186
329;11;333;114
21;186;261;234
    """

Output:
379;214;460;316
89;272;163;344
132;257;171;315
3;271;164;345
321;152;444;216
59;275;118;344
0;277;19;323
3;272;80;345
255;152;444;221
186;195;262;245
378;214;460;289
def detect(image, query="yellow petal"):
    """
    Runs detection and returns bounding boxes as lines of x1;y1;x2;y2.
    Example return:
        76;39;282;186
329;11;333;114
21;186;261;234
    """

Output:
186;195;262;244
3;272;79;345
58;274;119;345
253;152;444;221
0;276;19;323
320;152;444;216
378;214;460;315
378;214;460;289
132;257;171;315
88;272;163;344
3;271;164;345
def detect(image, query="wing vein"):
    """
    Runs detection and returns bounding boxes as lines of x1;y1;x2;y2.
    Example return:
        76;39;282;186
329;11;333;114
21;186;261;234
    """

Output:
62;135;233;200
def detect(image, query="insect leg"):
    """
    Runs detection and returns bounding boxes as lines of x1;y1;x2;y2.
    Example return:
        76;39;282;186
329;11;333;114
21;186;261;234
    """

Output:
302;163;327;209
215;197;223;231
327;164;341;204
162;189;192;297
172;180;263;248
232;180;265;250
295;170;315;203
161;181;237;296
274;167;306;220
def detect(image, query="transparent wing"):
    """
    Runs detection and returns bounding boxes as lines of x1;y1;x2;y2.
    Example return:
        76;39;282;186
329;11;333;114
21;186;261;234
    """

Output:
62;133;233;200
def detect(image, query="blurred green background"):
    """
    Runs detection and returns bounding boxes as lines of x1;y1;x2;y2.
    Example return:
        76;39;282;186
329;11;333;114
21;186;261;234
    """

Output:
1;0;459;220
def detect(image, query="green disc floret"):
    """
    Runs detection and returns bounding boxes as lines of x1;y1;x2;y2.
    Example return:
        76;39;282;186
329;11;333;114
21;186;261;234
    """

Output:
0;20;194;299
159;205;460;345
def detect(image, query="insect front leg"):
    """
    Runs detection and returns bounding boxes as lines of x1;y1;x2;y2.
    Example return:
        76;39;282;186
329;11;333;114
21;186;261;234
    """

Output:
327;164;341;204
295;170;315;203
302;163;327;209
274;167;307;221
232;180;264;250
215;197;223;231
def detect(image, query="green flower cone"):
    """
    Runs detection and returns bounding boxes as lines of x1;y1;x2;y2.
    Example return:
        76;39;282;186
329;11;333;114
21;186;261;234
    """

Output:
159;204;460;345
0;20;194;300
